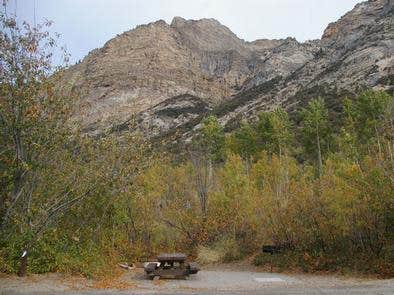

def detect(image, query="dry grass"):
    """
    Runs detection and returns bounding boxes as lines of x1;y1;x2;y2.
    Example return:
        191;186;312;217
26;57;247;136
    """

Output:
91;268;136;290
152;278;166;286
196;246;222;264
197;237;243;265
92;277;136;290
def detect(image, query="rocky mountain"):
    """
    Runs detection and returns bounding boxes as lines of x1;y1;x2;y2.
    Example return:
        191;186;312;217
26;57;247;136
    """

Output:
60;0;393;142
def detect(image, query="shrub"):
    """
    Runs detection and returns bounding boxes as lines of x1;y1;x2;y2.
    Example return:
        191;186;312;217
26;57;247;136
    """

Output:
213;237;243;262
196;246;222;264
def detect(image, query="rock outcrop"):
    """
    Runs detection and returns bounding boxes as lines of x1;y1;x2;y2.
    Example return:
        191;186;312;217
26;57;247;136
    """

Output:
60;0;393;141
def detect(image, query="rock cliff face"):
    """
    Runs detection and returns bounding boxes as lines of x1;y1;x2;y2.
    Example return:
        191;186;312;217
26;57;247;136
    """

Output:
213;0;393;130
60;0;393;141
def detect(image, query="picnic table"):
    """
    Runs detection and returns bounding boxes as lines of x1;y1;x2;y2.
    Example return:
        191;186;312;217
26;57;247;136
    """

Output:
144;253;199;279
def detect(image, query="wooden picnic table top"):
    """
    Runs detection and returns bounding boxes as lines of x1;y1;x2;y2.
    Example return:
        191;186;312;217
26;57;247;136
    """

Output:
157;253;187;262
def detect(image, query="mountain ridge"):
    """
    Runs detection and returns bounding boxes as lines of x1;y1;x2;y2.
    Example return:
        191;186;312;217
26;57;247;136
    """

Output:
58;0;393;142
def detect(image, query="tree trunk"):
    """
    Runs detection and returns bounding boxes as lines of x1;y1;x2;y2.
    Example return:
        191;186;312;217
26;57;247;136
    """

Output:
374;125;382;157
316;131;323;177
17;249;28;277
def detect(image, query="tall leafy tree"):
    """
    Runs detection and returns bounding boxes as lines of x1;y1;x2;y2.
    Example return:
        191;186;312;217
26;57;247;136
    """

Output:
190;115;225;215
227;122;258;160
343;91;392;150
256;107;293;157
196;115;225;163
299;98;331;176
0;10;95;276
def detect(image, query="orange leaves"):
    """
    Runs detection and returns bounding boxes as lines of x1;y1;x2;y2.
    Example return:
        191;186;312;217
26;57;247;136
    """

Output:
25;104;40;120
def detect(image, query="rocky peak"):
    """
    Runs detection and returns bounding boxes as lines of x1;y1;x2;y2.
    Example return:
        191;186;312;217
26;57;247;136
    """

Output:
170;16;249;56
171;16;222;27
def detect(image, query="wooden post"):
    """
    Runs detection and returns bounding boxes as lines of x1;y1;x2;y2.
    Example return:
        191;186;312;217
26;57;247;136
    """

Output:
17;250;28;277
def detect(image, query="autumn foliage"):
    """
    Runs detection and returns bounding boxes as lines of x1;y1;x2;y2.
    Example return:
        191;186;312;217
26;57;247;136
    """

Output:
0;9;393;278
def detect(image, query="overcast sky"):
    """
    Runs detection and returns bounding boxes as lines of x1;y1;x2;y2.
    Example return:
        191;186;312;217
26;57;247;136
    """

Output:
9;0;363;65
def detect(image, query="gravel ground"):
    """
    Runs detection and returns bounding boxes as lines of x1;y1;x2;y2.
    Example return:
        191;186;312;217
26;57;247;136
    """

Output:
1;268;393;294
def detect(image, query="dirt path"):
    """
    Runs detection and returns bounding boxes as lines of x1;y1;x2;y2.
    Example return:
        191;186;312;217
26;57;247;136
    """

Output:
1;268;393;294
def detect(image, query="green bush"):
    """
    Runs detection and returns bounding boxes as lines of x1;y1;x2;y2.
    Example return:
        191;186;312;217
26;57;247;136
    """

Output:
0;231;108;277
213;237;243;262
